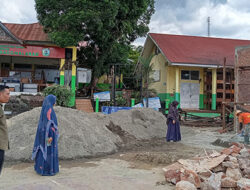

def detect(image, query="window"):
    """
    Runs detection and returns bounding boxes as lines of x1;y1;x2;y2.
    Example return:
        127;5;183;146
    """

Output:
181;70;190;80
191;71;199;80
152;70;160;82
181;70;199;80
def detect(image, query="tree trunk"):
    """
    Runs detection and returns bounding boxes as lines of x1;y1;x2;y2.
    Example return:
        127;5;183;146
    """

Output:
89;68;98;98
146;73;149;108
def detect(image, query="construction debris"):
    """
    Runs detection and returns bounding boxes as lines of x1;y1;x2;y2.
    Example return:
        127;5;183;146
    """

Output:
163;142;250;189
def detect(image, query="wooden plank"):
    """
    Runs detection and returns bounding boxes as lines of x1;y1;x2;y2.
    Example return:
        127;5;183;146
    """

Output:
217;80;234;84
234;53;239;132
216;89;233;93
216;98;232;102
222;58;226;130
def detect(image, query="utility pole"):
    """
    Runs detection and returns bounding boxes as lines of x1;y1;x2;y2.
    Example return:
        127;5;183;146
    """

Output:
207;17;210;37
111;64;116;106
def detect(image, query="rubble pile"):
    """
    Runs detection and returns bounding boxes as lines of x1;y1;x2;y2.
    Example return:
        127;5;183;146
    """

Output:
163;142;250;190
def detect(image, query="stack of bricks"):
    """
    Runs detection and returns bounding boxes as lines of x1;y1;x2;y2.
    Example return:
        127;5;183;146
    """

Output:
75;98;94;113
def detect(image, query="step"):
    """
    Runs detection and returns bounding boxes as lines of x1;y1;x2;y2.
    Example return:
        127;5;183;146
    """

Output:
75;99;94;113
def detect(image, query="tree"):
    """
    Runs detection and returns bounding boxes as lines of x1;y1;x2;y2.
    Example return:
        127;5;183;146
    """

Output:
35;0;155;95
138;54;155;107
115;45;143;89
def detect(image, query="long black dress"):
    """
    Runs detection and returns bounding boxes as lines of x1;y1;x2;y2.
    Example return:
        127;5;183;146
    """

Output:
166;101;181;142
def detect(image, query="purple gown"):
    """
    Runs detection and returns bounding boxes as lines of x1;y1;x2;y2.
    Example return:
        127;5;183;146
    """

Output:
166;101;181;142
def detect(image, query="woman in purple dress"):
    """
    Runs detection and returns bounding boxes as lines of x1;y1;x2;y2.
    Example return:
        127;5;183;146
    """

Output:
166;101;181;142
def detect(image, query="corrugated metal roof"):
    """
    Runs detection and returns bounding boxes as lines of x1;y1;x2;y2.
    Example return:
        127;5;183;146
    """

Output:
3;23;50;42
149;33;250;67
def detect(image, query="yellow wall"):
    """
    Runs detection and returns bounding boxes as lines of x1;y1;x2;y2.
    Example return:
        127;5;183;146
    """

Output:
149;53;167;93
167;66;176;94
150;64;203;94
148;57;205;96
143;44;205;97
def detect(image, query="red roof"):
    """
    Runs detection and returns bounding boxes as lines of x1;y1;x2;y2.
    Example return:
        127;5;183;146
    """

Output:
149;33;250;67
3;23;50;42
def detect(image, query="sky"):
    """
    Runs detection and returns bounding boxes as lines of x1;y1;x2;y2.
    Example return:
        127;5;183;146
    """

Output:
1;0;250;46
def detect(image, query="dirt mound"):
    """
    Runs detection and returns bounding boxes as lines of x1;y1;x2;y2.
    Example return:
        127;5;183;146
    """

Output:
6;107;166;161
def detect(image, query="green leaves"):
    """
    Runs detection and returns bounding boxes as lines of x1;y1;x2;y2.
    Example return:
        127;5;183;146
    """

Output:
35;0;155;46
42;85;73;107
139;54;155;76
35;0;155;90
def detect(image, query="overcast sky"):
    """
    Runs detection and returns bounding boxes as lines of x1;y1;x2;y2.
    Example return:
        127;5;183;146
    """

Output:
1;0;250;46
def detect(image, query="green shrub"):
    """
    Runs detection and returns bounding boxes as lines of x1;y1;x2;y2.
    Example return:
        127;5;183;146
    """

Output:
43;85;73;107
115;93;127;106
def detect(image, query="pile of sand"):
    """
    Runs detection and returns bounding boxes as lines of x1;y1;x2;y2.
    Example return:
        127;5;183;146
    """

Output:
6;107;166;161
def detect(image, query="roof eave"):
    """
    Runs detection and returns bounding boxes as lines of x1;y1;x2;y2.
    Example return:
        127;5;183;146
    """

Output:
171;62;219;68
24;40;57;46
148;33;171;65
0;21;23;44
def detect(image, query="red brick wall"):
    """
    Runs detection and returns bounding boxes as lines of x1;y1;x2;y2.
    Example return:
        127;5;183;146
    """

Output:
235;46;250;111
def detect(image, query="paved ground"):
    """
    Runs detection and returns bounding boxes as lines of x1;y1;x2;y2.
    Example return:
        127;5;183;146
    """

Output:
0;126;235;190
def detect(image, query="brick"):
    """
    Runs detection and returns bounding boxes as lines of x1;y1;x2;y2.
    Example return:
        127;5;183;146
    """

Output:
163;162;182;185
238;158;250;170
222;148;233;155
221;145;241;155
221;177;237;188
164;169;181;184
212;164;226;173
200;172;224;190
230;142;244;149
242;186;250;190
222;161;239;169
226;168;242;181
242;168;250;178
180;169;201;188
237;178;250;189
231;145;242;154
239;148;250;158
199;170;212;180
176;181;196;190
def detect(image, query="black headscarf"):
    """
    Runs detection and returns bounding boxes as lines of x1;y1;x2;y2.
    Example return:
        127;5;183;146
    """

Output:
167;101;179;122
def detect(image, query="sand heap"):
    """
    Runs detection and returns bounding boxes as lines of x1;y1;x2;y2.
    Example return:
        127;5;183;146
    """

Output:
6;107;166;161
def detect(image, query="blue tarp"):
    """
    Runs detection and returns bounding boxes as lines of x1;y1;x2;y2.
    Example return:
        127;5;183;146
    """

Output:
101;106;132;114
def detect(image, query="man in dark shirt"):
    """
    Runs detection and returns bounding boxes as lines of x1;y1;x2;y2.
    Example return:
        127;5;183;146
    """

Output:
0;85;10;174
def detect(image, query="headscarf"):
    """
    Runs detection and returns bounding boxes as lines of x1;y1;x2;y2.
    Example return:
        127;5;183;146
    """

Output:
32;95;58;160
167;100;179;122
171;100;179;108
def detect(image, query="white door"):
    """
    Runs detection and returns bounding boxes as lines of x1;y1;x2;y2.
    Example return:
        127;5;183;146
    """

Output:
180;83;200;109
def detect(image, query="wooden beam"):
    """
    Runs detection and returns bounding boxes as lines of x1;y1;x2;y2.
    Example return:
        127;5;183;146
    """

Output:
222;58;226;130
234;54;239;132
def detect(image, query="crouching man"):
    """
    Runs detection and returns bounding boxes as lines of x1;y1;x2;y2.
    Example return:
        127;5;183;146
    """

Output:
236;110;250;144
0;85;10;175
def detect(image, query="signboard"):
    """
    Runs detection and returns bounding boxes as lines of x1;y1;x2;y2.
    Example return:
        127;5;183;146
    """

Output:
101;106;132;114
77;68;91;83
143;97;161;109
0;44;65;58
94;91;110;102
133;103;144;108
